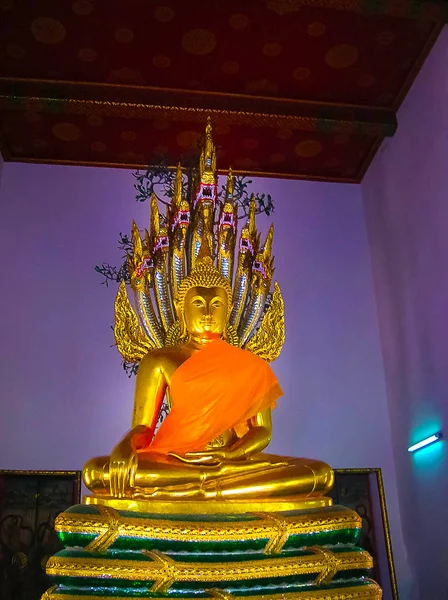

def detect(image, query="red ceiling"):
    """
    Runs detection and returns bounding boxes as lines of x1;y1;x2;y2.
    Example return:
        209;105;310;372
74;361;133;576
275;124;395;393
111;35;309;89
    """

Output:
0;0;446;182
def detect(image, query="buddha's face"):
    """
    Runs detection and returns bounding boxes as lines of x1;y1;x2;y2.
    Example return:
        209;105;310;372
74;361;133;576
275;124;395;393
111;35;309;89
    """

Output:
183;286;229;339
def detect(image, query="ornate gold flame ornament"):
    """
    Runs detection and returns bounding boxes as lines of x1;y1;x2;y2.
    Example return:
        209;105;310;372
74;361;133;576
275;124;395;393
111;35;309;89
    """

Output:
42;120;381;600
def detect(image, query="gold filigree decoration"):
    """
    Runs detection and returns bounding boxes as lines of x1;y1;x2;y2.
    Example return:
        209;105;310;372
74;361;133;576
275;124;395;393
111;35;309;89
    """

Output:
44;582;382;600
144;550;177;592
54;507;360;544
114;280;155;362
84;505;120;553
0;94;395;138
308;546;340;584
245;282;285;361
41;586;58;600
45;549;372;587
253;511;290;554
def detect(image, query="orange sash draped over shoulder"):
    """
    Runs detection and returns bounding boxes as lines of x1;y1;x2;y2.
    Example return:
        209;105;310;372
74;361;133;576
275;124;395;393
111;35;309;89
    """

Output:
147;339;283;454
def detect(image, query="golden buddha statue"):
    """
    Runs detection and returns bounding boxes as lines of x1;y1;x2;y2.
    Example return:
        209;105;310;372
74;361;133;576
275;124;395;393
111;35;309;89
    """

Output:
83;120;333;505
46;121;381;600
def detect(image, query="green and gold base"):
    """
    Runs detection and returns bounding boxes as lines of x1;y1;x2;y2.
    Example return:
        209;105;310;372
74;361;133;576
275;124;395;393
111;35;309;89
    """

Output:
43;500;382;600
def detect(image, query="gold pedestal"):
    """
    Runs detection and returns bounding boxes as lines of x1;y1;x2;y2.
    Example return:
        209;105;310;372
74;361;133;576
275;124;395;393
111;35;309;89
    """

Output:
43;498;382;599
83;494;332;514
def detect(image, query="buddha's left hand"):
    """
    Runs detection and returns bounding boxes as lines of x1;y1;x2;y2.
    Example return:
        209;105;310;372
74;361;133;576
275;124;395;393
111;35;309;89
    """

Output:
169;448;242;464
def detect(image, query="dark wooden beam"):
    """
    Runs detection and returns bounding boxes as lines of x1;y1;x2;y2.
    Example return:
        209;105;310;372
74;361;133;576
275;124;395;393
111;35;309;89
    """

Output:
264;0;447;22
0;78;397;138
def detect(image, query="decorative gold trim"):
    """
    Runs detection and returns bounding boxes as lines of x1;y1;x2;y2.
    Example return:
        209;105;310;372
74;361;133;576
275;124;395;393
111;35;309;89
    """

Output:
145;550;178;592
253;511;291;554
334;468;398;600
0;155;360;184
46;548;372;586
84;506;121;553
0;75;398;113
41;586;58;600
376;470;399;600
113;280;155;362
56;506;359;554
83;494;332;514
0;94;392;136
45;581;382;600
245;282;285;362
309;547;341;585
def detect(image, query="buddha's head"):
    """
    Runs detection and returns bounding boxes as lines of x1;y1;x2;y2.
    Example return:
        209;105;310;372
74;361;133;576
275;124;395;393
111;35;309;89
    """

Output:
175;257;232;341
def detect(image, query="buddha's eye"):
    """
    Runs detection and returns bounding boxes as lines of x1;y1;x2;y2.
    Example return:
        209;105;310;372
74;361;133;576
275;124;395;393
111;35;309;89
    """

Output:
192;299;205;307
212;300;224;308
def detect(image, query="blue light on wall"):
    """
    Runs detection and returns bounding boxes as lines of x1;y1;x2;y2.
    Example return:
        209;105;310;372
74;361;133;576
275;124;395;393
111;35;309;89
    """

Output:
408;432;443;453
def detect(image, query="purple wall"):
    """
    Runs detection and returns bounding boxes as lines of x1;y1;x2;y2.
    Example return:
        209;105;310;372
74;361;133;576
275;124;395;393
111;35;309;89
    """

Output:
362;26;448;599
0;150;3;194
0;163;407;592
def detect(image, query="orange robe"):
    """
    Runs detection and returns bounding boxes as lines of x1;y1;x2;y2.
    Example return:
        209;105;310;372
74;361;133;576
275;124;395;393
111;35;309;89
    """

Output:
146;339;283;454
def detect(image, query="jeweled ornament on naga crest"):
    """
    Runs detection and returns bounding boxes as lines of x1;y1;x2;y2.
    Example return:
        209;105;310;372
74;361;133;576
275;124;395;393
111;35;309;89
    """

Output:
42;120;382;600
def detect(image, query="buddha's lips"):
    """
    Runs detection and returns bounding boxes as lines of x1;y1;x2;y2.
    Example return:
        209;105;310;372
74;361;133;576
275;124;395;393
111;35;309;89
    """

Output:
200;319;216;327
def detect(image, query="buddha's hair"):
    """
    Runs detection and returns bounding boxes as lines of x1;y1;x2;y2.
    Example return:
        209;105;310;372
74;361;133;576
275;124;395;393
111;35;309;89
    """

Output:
176;257;233;317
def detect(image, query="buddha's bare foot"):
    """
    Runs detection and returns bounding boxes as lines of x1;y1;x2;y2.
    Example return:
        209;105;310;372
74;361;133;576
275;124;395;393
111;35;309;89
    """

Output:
218;459;288;477
132;486;159;499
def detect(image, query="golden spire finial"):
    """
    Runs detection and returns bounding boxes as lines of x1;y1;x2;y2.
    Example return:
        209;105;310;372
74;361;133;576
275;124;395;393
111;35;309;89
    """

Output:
173;163;183;208
131;220;143;263
248;195;257;234
262;223;274;258
199;118;216;185
205;115;212;134
226;168;234;199
150;193;160;237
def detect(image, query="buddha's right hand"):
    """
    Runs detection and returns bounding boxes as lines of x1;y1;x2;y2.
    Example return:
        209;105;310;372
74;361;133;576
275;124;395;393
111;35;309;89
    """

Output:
109;439;136;498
